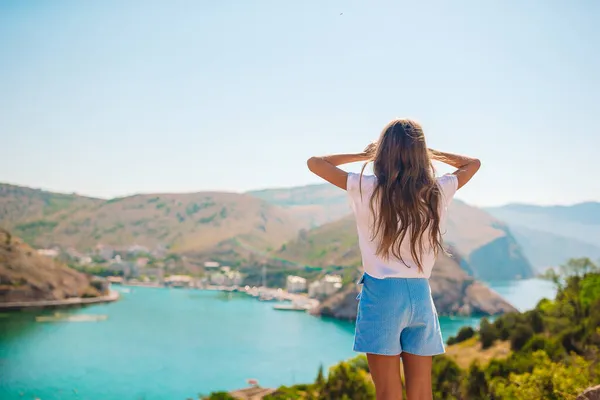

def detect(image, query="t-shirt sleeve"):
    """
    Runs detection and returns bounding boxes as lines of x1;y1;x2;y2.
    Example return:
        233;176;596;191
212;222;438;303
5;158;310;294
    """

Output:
347;172;373;210
347;172;360;194
438;174;458;205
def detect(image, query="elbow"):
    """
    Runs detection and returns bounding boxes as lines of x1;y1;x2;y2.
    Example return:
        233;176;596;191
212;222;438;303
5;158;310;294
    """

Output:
306;156;319;172
473;158;482;169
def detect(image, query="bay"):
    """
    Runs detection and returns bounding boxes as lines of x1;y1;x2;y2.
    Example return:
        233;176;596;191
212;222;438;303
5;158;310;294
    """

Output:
0;279;556;400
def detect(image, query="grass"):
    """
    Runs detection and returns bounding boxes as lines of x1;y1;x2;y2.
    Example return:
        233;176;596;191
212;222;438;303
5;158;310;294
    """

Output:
445;336;511;369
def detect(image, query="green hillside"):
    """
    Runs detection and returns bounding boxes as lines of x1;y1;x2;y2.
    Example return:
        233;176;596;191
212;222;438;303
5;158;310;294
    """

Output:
0;184;301;257
252;183;534;280
278;215;517;317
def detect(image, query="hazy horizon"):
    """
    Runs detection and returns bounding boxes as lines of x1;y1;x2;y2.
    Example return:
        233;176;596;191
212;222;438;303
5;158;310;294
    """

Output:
2;1;599;207
2;177;598;209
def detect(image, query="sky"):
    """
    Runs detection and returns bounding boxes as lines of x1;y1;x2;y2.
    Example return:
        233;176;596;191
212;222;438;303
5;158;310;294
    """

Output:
1;0;599;207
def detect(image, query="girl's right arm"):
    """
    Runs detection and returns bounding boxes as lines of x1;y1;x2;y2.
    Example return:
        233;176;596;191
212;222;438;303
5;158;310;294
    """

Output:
429;149;481;190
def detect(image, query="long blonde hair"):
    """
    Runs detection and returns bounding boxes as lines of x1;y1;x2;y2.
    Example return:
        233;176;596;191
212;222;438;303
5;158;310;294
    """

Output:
360;119;444;273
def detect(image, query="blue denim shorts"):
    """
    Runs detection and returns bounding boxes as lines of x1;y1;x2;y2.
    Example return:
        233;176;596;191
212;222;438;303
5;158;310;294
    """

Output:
353;273;445;356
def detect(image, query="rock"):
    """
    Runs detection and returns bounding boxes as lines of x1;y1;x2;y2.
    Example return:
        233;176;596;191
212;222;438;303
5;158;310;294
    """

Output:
0;231;100;303
578;385;600;400
313;252;517;320
313;284;360;320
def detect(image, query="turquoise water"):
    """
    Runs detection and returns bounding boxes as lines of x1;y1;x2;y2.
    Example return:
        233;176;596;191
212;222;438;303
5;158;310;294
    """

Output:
0;279;555;400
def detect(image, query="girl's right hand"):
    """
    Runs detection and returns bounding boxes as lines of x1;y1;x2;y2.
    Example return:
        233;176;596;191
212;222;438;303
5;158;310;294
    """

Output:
364;142;378;157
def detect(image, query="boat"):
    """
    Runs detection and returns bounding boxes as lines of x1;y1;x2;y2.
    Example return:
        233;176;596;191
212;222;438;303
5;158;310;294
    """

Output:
273;304;308;311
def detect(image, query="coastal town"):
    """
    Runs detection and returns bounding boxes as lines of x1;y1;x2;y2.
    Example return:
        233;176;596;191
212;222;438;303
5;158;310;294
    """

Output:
35;243;344;312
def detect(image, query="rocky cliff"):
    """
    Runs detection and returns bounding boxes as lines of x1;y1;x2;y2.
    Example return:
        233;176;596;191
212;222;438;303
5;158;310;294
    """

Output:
445;200;534;280
0;230;101;303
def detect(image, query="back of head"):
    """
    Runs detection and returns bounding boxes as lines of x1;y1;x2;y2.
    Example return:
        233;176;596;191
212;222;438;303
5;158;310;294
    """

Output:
361;118;444;272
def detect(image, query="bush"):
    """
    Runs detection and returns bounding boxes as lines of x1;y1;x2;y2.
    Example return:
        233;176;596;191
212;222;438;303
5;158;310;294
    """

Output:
486;358;511;379
203;392;235;400
510;324;534;351
464;362;489;399
479;318;498;349
525;309;545;333
521;334;563;360
447;326;476;345
432;355;463;399
320;361;375;400
494;312;526;340
490;351;596;400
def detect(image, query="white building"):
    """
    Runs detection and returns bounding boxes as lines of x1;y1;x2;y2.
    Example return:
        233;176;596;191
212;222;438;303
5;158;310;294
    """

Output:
210;272;226;286
79;256;92;265
204;261;220;269
37;249;59;258
227;271;243;286
286;276;307;293
308;275;343;298
210;270;243;286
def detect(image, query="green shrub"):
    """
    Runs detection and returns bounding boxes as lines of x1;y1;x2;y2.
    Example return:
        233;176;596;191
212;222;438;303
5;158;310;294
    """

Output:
447;326;476;345
479;318;498;349
525;309;545;333
521;334;563;360
464;362;489;399
485;358;511;379
320;361;375;400
203;392;235;400
510;324;534;351
432;355;463;399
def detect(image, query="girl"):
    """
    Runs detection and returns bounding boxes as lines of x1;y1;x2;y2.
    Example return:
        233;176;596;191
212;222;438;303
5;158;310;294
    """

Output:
307;118;481;400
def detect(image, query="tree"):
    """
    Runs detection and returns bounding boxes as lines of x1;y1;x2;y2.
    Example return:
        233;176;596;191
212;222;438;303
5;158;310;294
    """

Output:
320;362;375;400
491;351;595;400
525;309;545;333
315;364;325;390
560;258;598;278
432;356;462;399
464;363;489;399
447;326;476;345
510;324;534;351
479;318;498;349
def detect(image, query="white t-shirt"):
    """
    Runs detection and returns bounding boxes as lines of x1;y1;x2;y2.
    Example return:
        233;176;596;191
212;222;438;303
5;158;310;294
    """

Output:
347;172;458;279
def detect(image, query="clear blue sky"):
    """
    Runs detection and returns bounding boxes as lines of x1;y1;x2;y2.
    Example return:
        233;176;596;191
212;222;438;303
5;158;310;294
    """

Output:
1;0;598;207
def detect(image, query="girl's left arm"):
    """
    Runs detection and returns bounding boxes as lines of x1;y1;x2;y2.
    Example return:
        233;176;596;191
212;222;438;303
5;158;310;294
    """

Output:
306;152;371;190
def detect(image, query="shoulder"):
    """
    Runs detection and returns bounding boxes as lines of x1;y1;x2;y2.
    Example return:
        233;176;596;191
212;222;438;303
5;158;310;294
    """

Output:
436;174;458;203
347;173;377;194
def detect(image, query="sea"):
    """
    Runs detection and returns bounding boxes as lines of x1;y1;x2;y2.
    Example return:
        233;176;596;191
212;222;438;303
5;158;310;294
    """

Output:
0;279;556;400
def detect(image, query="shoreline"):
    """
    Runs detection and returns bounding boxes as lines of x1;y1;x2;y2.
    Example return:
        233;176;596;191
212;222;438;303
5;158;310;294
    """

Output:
0;290;120;311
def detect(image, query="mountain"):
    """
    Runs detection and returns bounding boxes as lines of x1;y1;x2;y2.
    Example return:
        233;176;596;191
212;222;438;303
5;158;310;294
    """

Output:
445;200;534;280
0;230;101;302
2;182;538;281
0;183;102;229
279;216;517;318
508;225;600;271
248;184;349;228
486;202;600;270
254;184;534;280
0;184;302;257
